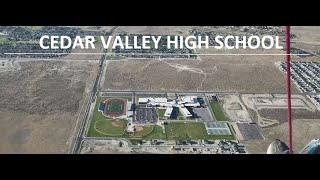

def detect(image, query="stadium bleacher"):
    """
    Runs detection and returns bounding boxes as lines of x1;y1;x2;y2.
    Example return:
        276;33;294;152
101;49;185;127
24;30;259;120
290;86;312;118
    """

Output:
98;102;106;112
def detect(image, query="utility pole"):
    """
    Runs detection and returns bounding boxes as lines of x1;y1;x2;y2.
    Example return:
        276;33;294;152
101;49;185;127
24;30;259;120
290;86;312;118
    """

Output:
285;26;293;154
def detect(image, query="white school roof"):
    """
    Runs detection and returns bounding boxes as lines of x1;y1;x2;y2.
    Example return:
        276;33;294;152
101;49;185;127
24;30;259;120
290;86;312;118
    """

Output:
138;98;149;103
180;96;198;103
127;102;132;109
164;107;173;117
138;97;167;104
154;98;167;103
184;102;201;107
127;111;133;116
179;107;192;117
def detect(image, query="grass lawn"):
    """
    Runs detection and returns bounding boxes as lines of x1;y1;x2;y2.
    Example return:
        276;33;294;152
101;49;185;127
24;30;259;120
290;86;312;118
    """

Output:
165;122;207;140
107;102;123;113
177;111;185;120
94;119;126;136
25;26;43;31
129;123;235;141
165;122;234;140
157;109;166;119
128;125;167;143
209;100;228;121
0;36;8;45
95;36;102;44
87;96;127;137
141;125;167;140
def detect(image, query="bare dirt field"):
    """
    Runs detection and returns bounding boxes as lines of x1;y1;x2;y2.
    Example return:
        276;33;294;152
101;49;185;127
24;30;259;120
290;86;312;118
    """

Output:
104;48;300;93
0;60;97;153
81;139;132;154
114;26;193;36
103;26;314;93
219;94;252;122
103;26;320;93
291;26;320;54
258;109;320;124
242;94;318;127
242;94;315;111
289;26;320;62
135;126;144;132
243;119;320;153
242;93;320;153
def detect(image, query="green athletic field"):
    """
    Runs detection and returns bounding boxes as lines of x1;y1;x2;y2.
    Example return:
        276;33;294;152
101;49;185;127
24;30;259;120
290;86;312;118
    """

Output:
106;101;123;113
157;109;166;119
209;100;229;121
87;96;127;137
165;122;234;140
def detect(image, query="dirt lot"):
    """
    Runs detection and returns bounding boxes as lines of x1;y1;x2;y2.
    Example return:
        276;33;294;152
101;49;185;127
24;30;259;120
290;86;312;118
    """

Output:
0;60;97;153
219;94;252;122
242;94;319;127
242;94;314;111
104;48;299;93
104;26;320;93
103;26;314;93
243;119;320;153
114;26;193;36
258;109;320;124
291;26;320;54
242;94;320;153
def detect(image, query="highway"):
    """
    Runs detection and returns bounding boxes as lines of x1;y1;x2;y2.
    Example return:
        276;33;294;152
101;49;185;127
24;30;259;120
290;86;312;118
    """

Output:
71;54;106;154
71;27;119;154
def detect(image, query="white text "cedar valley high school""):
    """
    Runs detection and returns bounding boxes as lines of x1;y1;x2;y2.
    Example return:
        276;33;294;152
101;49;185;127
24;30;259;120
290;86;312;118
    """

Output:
39;35;283;50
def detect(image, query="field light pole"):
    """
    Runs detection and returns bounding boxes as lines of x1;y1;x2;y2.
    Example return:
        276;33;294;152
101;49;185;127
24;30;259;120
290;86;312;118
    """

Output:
285;26;293;154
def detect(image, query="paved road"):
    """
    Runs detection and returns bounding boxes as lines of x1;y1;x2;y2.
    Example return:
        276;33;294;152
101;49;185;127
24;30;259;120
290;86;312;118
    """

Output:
100;90;320;96
71;54;106;154
71;27;119;154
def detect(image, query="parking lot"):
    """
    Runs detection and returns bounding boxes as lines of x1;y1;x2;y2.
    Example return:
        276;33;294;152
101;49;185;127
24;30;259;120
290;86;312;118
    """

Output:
279;61;320;109
234;123;264;140
193;107;214;122
134;105;157;124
